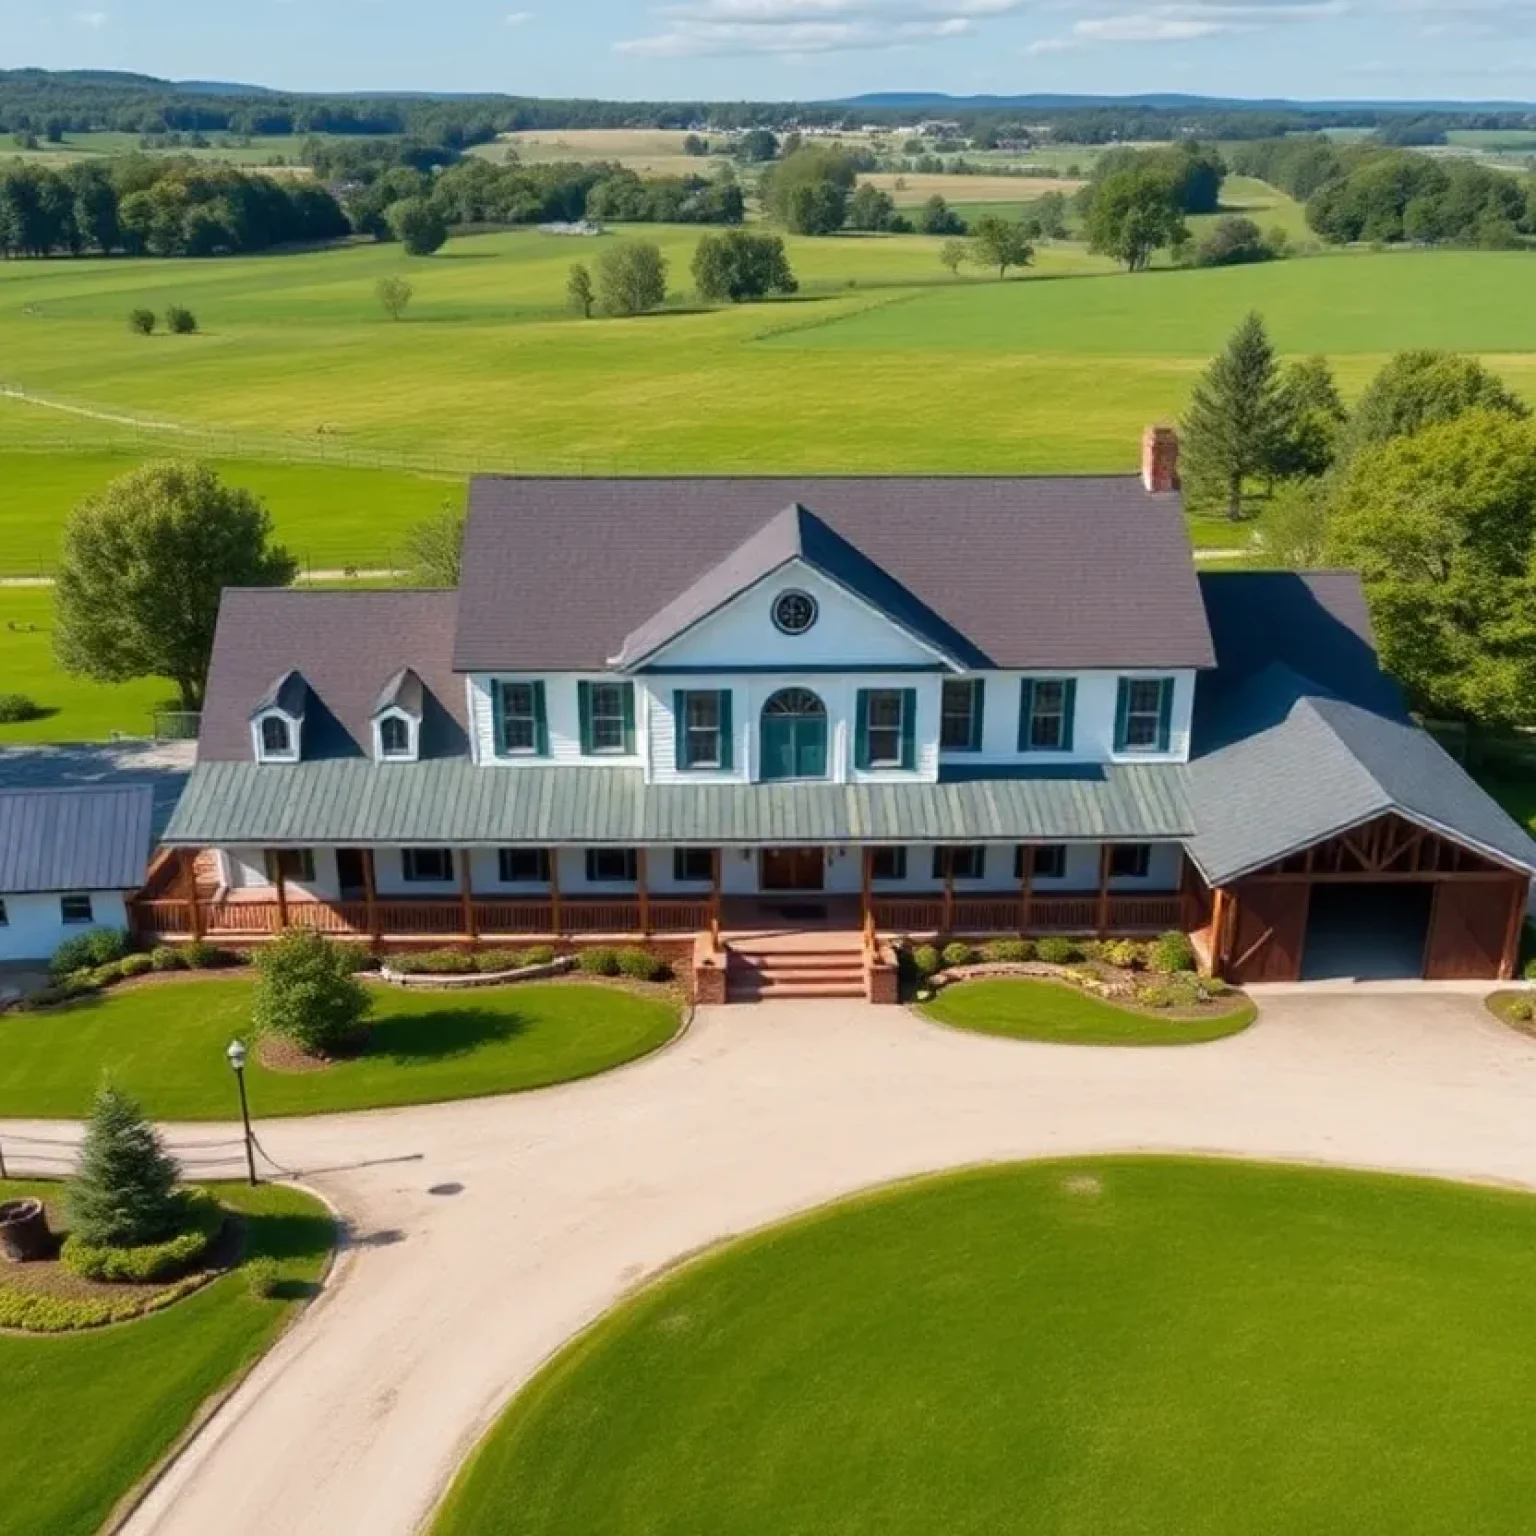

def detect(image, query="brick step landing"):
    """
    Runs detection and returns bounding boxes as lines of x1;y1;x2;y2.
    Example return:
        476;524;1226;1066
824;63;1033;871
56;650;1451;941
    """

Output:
726;945;866;1002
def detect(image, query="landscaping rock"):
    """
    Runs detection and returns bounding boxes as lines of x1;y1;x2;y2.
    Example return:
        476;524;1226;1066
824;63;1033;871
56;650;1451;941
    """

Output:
0;1199;53;1263
379;956;576;990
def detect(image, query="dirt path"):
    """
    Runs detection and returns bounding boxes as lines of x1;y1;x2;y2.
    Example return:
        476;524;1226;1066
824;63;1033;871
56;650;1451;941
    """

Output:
6;991;1535;1536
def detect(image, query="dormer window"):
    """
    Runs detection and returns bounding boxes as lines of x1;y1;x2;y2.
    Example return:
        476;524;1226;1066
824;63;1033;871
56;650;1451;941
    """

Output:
261;716;292;756
371;668;425;763
378;714;413;759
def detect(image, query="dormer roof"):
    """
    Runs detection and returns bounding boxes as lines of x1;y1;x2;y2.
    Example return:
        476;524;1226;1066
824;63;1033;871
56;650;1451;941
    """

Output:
611;502;981;670
373;667;425;719
251;669;308;720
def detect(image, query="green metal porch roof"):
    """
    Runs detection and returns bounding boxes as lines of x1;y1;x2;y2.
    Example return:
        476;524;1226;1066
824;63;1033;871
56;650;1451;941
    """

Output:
163;762;1193;848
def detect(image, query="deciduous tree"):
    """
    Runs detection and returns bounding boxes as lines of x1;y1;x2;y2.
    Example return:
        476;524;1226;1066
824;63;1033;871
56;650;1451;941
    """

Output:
1271;354;1347;481
402;501;465;586
967;216;1033;279
1083;167;1186;272
691;230;797;303
939;238;967;276
567;261;595;318
1180;311;1284;520
386;196;448;256
376;274;413;321
595;240;668;316
1344;350;1528;458
55;461;296;711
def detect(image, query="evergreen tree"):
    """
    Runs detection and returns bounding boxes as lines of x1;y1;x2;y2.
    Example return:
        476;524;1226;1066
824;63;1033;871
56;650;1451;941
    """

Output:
1271;354;1347;482
66;1084;184;1248
1180;312;1284;520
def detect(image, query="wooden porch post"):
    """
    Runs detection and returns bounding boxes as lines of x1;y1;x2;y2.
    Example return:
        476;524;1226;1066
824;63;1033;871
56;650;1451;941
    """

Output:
1097;844;1112;937
274;857;289;931
941;851;955;937
1018;845;1033;935
1206;886;1228;978
185;849;204;940
862;846;874;947
637;847;650;937
710;847;723;952
363;848;381;949
548;849;562;938
459;850;478;942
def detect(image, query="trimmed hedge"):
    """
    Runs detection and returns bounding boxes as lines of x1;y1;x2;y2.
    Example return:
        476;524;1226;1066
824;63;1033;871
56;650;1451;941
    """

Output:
911;944;942;978
578;947;620;977
50;927;129;982
0;1273;206;1333
60;1192;222;1284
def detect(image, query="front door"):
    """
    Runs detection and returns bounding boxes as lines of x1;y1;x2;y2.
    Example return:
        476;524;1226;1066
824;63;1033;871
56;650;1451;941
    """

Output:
761;847;825;892
335;849;367;900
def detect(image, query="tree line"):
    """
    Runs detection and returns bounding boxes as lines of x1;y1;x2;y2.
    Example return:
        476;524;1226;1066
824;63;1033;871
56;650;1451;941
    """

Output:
1229;137;1536;248
1182;318;1536;725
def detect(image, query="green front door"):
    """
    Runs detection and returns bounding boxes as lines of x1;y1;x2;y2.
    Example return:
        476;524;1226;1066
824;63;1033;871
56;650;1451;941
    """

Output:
760;689;829;781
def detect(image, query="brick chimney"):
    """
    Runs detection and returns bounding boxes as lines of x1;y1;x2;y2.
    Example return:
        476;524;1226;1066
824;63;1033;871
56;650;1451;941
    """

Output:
1141;424;1180;494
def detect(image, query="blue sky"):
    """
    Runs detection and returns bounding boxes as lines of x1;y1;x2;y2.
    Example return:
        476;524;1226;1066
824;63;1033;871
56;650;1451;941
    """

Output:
3;0;1531;102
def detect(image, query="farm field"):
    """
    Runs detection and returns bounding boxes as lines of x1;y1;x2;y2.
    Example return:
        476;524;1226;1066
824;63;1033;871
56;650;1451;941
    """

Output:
1;131;323;167
1188;174;1313;243
471;128;719;177
860;170;1084;204
436;1157;1536;1536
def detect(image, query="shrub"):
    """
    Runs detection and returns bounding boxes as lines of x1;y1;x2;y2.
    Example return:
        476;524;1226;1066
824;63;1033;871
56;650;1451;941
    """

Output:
67;1084;186;1249
1150;930;1197;975
62;1191;220;1283
1504;995;1535;1023
617;947;665;982
1202;977;1230;998
1523;956;1536;982
244;1256;281;1299
336;943;377;974
392;948;475;975
0;693;43;722
1139;982;1179;1010
518;944;557;967
473;949;524;974
88;961;127;986
128;307;156;335
941;941;976;969
578;946;620;977
252;929;372;1056
118;953;154;977
182;939;226;970
165;305;198;334
1035;937;1081;965
150;944;186;972
980;938;1034;963
51;927;129;981
1102;939;1147;971
911;944;942;978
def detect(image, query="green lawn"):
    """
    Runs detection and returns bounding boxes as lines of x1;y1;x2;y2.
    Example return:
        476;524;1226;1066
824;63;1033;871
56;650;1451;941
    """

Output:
0;1178;333;1536
0;447;460;576
0;979;682;1120
434;1157;1536;1536
918;977;1255;1045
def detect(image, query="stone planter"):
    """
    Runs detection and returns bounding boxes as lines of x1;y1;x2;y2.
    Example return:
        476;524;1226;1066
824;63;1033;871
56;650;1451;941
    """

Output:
0;1199;53;1263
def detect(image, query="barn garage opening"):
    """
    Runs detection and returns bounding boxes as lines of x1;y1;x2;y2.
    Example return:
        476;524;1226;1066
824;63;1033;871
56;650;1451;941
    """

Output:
1301;884;1433;981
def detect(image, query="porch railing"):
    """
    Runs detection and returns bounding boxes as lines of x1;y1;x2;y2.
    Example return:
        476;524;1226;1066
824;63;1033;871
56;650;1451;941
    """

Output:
868;893;1182;937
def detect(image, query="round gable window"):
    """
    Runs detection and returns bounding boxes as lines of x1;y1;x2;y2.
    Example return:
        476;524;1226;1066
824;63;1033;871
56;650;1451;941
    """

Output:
772;590;818;636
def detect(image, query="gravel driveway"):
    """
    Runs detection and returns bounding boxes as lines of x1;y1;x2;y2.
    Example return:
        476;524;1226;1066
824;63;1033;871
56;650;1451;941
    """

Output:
7;991;1535;1536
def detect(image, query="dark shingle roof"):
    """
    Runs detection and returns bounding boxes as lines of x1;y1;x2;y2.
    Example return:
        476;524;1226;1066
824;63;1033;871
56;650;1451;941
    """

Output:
374;667;425;718
164;761;1192;847
199;590;464;763
0;785;156;893
253;669;309;719
455;476;1217;673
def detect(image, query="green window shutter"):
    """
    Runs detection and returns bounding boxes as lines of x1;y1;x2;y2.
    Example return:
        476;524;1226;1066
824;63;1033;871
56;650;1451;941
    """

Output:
532;681;549;757
1060;678;1077;753
969;679;985;752
621;683;636;755
577;681;594;756
718;690;734;771
854;689;871;771
1156;677;1174;753
490;682;507;760
1113;678;1131;753
1017;679;1034;752
673;690;689;769
899;688;917;770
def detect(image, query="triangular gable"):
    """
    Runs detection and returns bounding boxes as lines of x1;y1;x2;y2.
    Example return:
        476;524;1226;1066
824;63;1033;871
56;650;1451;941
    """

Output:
611;504;985;672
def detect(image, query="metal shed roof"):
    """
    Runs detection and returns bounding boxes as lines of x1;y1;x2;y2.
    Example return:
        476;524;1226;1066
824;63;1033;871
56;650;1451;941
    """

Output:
0;785;156;894
163;761;1193;848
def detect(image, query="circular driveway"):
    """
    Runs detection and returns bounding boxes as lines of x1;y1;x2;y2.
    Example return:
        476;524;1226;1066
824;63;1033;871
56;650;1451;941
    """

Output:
8;990;1536;1535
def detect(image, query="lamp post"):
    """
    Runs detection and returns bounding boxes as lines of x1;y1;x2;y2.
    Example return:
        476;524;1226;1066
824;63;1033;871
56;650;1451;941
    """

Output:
226;1039;258;1187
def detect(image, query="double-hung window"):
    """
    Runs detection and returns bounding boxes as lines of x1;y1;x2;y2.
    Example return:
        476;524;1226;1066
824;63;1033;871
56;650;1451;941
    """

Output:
855;688;916;771
871;847;908;882
379;715;412;759
1015;845;1066;880
498;848;550;884
675;690;732;771
586;848;638;884
59;894;94;925
932;846;985;881
1019;678;1075;753
1109;844;1152;880
260;716;293;757
403;848;454;884
497;681;548;757
579;681;635;756
940;679;984;752
265;848;317;885
1115;677;1175;754
673;848;716;884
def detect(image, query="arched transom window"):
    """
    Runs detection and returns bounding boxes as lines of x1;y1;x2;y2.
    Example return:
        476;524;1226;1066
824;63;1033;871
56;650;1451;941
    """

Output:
760;688;828;781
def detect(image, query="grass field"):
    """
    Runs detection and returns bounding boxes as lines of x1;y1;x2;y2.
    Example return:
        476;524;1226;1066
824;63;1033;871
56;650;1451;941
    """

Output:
861;170;1085;204
2;131;325;169
1188;175;1314;244
472;128;719;178
434;1156;1536;1536
0;979;682;1120
0;1178;332;1536
918;977;1256;1044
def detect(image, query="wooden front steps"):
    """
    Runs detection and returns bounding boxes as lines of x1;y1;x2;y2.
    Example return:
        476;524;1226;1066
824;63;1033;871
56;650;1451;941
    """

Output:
726;939;866;1002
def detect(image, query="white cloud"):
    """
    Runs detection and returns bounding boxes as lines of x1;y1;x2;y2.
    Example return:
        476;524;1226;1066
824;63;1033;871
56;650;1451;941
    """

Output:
1074;10;1230;34
74;9;108;27
505;9;535;23
617;0;1025;56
